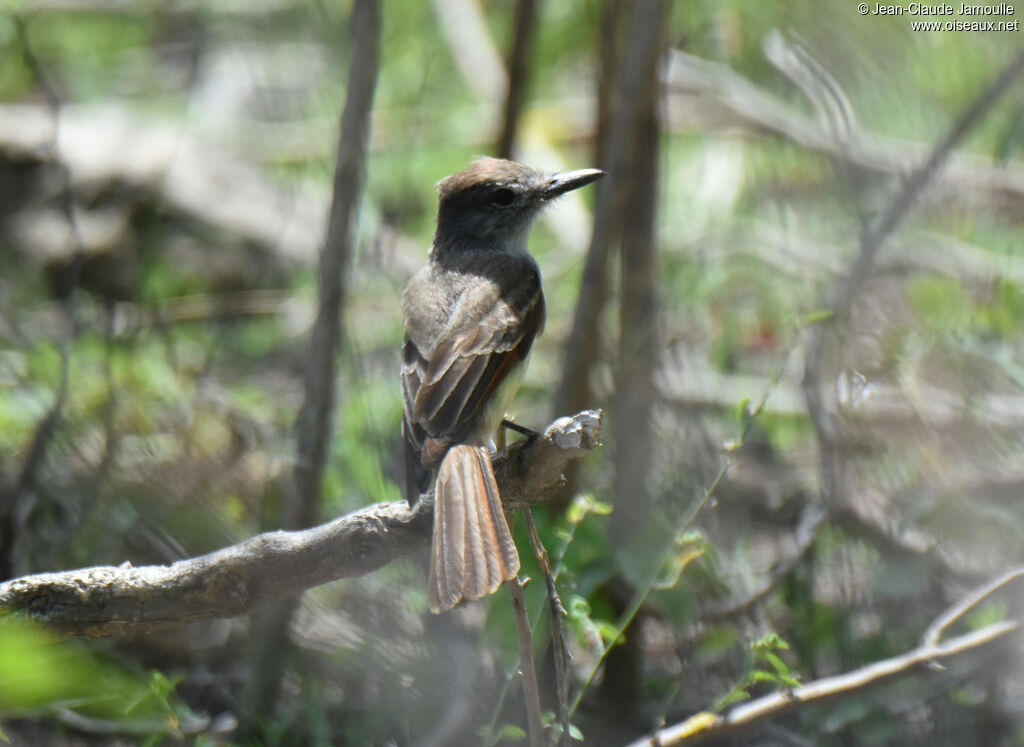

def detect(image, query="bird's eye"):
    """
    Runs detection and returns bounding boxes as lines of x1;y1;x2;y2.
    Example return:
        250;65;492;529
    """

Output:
491;188;516;207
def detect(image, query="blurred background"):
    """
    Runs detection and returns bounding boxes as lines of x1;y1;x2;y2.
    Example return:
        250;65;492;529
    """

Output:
3;0;1024;745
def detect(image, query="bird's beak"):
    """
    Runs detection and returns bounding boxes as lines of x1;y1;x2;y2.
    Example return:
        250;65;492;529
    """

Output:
541;168;605;200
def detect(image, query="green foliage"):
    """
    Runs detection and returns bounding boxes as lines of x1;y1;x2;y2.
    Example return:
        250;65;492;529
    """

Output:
3;0;1024;742
713;632;801;712
479;722;527;742
0;619;194;739
566;594;621;650
542;711;584;743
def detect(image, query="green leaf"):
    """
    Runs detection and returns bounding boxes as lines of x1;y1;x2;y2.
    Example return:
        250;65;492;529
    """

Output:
567;493;610;524
566;595;597;647
763;651;792;679
653;538;705;590
714;689;751;710
597;621;625;646
566;500;585;525
567;492;612;522
496;724;527;741
479;723;527;741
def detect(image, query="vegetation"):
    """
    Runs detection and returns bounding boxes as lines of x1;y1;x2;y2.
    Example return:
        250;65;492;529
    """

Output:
2;0;1024;745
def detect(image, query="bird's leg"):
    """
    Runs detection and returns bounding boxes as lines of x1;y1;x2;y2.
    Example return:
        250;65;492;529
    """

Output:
501;417;539;441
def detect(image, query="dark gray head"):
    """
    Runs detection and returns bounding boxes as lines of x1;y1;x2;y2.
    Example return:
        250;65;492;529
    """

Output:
432;157;604;256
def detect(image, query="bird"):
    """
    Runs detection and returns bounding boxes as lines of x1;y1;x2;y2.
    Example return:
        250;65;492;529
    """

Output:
401;157;604;613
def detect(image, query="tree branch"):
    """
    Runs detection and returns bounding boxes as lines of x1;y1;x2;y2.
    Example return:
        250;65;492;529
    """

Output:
495;0;538;160
628;560;1024;747
921;565;1024;648
0;410;602;639
665;48;1024;215
292;0;379;526
508;576;546;747
627;621;1018;747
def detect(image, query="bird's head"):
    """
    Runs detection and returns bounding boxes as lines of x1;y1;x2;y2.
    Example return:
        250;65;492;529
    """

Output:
432;157;604;256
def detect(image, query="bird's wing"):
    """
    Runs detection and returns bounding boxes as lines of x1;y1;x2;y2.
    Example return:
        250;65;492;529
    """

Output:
404;269;544;448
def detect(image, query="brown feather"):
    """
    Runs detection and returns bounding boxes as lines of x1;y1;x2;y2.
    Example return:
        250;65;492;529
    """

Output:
427;445;519;612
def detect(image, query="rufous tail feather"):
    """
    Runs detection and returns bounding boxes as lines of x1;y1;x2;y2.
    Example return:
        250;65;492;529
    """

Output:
428;445;519;613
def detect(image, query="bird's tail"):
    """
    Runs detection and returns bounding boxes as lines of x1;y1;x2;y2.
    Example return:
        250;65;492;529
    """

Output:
428;445;520;613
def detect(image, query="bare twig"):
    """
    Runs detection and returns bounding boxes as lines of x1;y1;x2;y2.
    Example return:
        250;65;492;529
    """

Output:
243;1;381;728
659;353;1024;428
430;0;506;106
509;577;546;747
0;10;87;585
627;617;1019;747
921;565;1024;649
634;564;1024;746
762;31;855;147
0;411;602;638
484;494;597;747
495;0;539;159
523;508;570;745
292;0;380;526
552;0;664;513
555;1;659;420
612;0;667;547
0;344;69;579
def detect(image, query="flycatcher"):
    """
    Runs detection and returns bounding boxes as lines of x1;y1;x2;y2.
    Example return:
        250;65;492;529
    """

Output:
401;157;603;613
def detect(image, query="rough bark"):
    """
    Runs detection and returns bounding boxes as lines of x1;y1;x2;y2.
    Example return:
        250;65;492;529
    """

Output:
0;410;602;639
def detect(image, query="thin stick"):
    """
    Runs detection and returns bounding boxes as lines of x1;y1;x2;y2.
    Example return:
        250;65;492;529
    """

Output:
630;564;1024;746
626;620;1018;747
495;0;539;159
483;496;588;746
921;565;1024;648
509;576;546;747
523;509;570;746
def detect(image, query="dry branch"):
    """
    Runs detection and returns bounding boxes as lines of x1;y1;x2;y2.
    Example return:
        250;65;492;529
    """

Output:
508;576;545;747
292;0;379;527
0;410;602;639
626;620;1018;747
665;48;1024;215
630;565;1024;747
243;0;381;725
495;0;538;159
